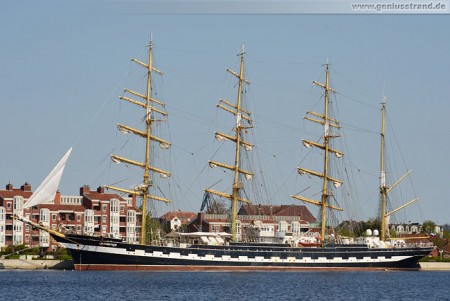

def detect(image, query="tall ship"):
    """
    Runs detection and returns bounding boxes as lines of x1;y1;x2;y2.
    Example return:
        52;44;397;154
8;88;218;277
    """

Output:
15;38;432;270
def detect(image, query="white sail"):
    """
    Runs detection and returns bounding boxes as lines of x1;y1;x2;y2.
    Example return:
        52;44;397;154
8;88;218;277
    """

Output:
23;147;72;209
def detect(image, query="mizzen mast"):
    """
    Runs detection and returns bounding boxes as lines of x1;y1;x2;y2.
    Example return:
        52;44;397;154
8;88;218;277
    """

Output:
104;35;172;245
205;45;253;242
291;64;343;247
379;98;418;241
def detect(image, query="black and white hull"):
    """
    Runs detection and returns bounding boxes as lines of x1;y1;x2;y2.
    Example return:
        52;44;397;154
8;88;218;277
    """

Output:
52;233;432;271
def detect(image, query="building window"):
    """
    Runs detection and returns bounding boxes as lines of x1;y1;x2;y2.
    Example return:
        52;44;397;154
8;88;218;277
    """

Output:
127;210;136;223
52;214;56;221
102;204;107;212
120;206;125;213
110;199;119;213
77;214;81;222
102;225;106;233
7;202;11;209
13;196;23;211
102;215;106;223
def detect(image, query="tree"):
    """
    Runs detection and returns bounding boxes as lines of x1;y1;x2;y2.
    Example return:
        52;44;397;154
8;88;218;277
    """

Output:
357;218;381;237
143;213;162;244
336;219;382;238
422;220;437;234
206;199;228;214
443;230;450;239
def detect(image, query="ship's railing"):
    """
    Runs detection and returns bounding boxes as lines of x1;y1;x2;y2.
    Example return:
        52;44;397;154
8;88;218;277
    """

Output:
405;242;434;248
202;213;309;223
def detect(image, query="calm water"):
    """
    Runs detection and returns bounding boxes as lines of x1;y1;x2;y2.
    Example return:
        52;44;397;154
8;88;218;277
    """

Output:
1;270;449;300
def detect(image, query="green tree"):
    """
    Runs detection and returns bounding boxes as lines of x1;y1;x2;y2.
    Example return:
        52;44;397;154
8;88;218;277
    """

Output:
336;227;353;237
422;220;436;234
143;213;162;244
355;218;381;237
431;236;447;249
443;230;450;239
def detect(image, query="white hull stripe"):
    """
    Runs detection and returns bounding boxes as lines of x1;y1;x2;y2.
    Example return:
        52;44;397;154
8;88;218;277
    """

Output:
61;242;412;264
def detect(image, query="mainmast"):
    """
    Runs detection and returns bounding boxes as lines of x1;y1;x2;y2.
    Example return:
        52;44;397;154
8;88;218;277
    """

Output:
205;45;253;242
380;98;388;241
105;35;172;245
291;64;343;247
379;98;418;241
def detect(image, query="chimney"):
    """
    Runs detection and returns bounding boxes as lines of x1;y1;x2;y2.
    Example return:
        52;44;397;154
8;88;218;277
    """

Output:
132;194;137;207
54;190;61;205
21;182;32;192
6;183;13;190
80;185;90;196
97;186;105;194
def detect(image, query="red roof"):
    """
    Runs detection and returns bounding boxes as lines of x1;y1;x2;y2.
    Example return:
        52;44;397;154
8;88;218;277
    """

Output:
38;204;86;212
160;211;196;222
238;204;316;223
397;233;432;244
0;189;33;199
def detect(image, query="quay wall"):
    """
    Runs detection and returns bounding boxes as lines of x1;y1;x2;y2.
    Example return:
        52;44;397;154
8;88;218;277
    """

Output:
419;262;450;271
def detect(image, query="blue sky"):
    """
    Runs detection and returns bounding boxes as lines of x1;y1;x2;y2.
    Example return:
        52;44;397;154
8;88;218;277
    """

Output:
1;1;449;224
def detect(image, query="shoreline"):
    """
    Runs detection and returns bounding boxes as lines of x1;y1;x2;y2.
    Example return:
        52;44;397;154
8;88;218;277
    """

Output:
1;259;449;271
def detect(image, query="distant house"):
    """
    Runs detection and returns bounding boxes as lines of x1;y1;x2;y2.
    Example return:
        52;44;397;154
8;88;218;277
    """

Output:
159;211;196;231
390;223;443;236
188;204;316;241
389;223;423;235
238;204;316;223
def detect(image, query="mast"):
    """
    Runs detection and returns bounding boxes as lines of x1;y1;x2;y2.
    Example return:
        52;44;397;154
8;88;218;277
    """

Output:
291;64;343;247
380;98;387;241
379;98;418;241
205;45;253;241
104;35;172;245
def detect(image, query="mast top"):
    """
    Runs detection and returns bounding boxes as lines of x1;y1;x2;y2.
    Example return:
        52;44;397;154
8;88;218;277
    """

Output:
239;44;245;56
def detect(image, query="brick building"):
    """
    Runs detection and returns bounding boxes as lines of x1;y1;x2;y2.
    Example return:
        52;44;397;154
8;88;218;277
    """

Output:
0;183;141;251
0;183;33;247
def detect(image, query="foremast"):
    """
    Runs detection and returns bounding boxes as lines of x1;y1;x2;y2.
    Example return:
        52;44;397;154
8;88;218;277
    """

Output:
104;35;172;245
291;64;343;247
205;46;253;242
379;98;418;241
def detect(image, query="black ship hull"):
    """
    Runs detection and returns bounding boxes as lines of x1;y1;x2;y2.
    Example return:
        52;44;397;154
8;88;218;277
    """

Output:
52;233;432;271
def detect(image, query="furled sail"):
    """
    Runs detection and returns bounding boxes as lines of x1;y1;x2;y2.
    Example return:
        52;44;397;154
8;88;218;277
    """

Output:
23;147;72;209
